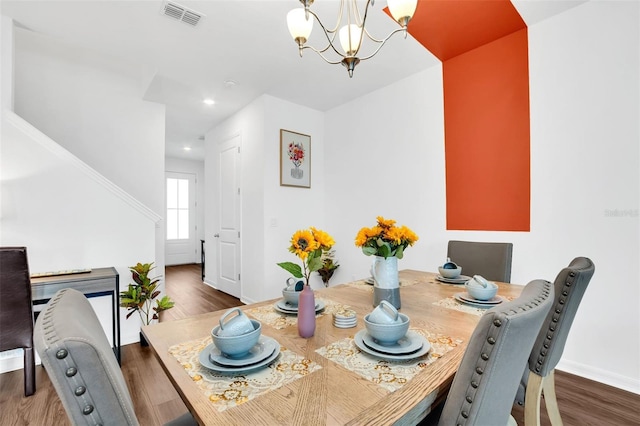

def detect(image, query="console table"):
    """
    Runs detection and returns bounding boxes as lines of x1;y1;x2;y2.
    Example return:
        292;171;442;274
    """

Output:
31;267;121;364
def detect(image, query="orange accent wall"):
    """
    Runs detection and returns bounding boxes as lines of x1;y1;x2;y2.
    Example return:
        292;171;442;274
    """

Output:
405;0;531;231
443;29;530;231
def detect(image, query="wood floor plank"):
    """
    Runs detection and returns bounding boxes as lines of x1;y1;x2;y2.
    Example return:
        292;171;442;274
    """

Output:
1;264;637;425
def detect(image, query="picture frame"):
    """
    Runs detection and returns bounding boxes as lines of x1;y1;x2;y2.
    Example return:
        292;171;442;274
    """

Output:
280;129;311;188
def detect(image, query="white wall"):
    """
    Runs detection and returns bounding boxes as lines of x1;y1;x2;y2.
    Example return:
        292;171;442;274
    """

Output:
165;157;205;263
205;95;325;304
0;16;13;111
324;1;639;393
2;23;169;356
1;112;159;372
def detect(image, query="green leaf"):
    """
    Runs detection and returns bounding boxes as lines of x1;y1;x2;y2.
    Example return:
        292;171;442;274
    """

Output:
277;262;303;278
395;245;404;259
307;255;324;273
362;247;377;256
379;243;391;258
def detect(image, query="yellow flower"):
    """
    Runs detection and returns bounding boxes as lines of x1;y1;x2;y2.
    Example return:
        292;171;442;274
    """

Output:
376;216;396;228
354;217;419;259
311;227;335;250
289;229;318;260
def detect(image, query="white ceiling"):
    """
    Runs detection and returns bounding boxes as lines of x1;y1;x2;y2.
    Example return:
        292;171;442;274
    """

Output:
1;0;586;161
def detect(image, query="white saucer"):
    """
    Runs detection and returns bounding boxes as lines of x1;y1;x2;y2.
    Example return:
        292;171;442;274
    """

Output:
334;321;357;329
436;275;471;284
362;330;424;355
209;336;278;367
199;340;280;374
454;292;505;308
273;299;325;314
354;330;431;361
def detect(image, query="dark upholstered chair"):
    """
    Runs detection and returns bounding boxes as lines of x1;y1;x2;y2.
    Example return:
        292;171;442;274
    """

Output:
423;279;553;426
0;246;36;396
447;240;514;283
515;257;595;426
34;288;195;426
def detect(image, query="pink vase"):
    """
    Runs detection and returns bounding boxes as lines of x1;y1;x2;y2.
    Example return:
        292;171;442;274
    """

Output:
297;285;316;338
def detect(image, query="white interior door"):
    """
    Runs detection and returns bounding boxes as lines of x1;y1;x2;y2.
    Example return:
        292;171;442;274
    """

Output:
165;172;197;265
215;136;241;298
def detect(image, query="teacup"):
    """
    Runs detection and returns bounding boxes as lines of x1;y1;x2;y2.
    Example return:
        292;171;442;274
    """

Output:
216;307;254;337
364;312;410;346
212;319;261;358
367;300;400;324
282;288;300;306
286;277;304;291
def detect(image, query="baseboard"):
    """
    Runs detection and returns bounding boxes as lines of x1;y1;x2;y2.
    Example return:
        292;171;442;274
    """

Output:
556;359;640;395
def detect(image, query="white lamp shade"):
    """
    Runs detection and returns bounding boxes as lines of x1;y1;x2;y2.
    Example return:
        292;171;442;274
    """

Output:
339;24;362;56
387;0;417;23
287;8;313;42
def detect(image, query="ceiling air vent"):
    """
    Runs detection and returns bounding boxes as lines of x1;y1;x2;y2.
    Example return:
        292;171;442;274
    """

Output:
162;1;204;27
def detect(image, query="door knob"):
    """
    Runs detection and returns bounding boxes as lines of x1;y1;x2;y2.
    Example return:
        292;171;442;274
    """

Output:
214;233;220;238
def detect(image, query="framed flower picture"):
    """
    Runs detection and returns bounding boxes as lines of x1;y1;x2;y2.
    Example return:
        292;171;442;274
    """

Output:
280;129;311;188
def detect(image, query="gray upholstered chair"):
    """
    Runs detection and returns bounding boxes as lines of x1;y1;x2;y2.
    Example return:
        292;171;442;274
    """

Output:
34;288;195;426
0;246;36;396
447;240;514;283
425;279;553;425
515;257;595;426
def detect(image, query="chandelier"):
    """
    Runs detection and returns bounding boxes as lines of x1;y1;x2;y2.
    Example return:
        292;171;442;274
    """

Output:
286;0;418;77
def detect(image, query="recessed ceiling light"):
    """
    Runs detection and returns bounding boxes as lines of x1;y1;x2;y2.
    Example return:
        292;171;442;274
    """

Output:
183;146;192;151
203;98;215;105
224;80;237;88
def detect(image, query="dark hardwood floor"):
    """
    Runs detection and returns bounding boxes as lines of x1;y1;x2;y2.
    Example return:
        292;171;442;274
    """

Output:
0;264;638;425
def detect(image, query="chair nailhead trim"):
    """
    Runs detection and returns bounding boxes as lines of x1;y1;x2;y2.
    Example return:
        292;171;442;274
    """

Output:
471;380;478;388
466;396;473;403
461;411;469;418
75;386;86;396
66;367;77;377
493;319;502;327
475;367;484;374
481;353;489;360
82;405;94;415
56;349;68;359
487;337;496;344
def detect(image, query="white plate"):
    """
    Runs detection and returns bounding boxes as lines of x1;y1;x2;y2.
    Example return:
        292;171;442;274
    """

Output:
209;336;278;367
354;330;431;361
273;300;325;315
199;340;281;374
456;292;504;305
362;330;424;355
436;275;471;284
454;293;506;309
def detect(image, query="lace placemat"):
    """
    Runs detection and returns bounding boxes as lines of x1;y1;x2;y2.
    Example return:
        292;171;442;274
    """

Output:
433;296;515;316
345;278;421;292
315;329;462;393
245;298;349;330
169;336;322;412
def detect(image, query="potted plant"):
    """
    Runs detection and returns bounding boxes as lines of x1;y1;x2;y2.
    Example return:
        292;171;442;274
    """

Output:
317;249;340;287
119;262;174;345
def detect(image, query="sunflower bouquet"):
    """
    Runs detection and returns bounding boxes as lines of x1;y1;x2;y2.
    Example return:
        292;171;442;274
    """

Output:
355;216;419;259
278;227;335;286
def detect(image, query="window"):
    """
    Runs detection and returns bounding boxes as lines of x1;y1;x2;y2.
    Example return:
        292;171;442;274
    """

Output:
166;177;189;240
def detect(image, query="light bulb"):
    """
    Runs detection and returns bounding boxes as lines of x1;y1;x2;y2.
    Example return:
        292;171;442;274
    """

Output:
287;8;313;45
339;24;362;56
387;0;417;26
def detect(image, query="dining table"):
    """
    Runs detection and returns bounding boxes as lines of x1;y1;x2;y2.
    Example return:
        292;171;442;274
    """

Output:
141;270;523;426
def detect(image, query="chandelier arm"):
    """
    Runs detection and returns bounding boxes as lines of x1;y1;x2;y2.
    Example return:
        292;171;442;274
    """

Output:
348;0;374;27
307;9;349;58
300;46;345;65
357;27;407;61
307;0;345;34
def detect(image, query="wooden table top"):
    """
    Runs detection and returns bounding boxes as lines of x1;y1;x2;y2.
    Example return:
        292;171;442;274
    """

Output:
142;270;523;426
